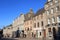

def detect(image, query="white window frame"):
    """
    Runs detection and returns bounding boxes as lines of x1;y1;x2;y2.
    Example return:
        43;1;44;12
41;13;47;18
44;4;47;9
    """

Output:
56;6;59;12
50;2;53;5
47;10;49;15
48;0;51;2
52;17;55;23
48;19;50;24
51;8;54;14
56;7;58;12
57;16;60;23
55;0;58;3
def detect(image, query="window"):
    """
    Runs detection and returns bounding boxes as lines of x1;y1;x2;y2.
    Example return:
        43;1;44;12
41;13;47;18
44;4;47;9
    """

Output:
48;28;51;32
48;0;51;2
57;16;60;23
56;6;59;12
46;10;49;15
52;17;55;23
37;22;39;27
59;23;60;25
34;23;36;28
48;28;52;35
27;28;29;31
30;27;32;30
41;21;43;26
50;2;53;5
51;8;54;14
48;19;50;24
40;32;41;36
55;0;58;3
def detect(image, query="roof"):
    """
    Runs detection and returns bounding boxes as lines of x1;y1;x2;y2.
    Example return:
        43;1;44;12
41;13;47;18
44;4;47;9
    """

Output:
34;8;45;17
3;24;12;29
24;9;34;21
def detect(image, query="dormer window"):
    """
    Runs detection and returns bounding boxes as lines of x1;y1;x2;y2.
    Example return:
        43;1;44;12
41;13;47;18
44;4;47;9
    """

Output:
55;0;58;3
48;0;52;2
50;2;53;5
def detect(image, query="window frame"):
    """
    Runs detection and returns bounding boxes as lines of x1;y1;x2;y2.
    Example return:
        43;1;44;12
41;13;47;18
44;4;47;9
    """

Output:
46;10;50;15
57;16;60;23
37;22;39;27
51;8;54;14
52;17;55;23
55;0;58;3
48;18;51;24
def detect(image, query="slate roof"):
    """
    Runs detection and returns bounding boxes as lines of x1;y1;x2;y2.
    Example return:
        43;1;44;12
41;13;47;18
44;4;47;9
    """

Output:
34;8;45;17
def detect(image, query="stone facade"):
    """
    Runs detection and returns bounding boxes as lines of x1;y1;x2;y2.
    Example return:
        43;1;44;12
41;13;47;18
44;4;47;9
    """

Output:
24;9;34;37
12;14;25;31
3;0;60;39
44;0;60;40
32;8;45;38
3;24;13;38
12;14;25;37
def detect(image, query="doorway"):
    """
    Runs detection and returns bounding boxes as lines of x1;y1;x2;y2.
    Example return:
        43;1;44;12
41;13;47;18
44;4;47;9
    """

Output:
44;30;46;38
53;27;56;40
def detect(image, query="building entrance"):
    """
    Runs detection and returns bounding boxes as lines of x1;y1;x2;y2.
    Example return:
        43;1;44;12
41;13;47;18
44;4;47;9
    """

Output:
53;27;56;40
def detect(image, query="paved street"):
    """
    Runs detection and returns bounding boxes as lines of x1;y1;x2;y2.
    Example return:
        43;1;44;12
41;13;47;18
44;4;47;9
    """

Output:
1;37;60;40
0;38;18;40
0;37;42;40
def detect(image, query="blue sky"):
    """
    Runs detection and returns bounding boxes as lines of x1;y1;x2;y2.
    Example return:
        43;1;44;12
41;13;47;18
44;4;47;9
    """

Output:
0;0;47;29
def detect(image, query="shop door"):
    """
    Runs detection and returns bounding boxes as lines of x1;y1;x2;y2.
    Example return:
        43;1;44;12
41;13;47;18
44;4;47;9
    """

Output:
44;30;46;38
53;27;56;40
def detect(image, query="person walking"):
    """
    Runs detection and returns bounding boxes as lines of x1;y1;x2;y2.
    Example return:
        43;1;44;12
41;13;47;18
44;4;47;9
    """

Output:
32;32;33;37
24;31;27;38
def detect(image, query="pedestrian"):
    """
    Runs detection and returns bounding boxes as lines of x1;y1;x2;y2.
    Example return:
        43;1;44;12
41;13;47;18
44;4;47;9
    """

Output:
32;32;33;37
34;33;36;38
24;31;27;38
